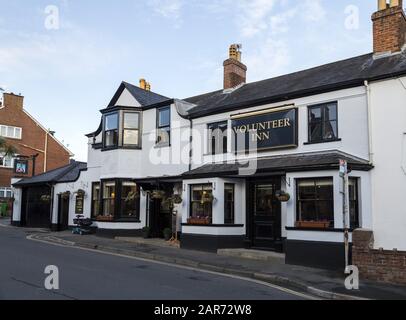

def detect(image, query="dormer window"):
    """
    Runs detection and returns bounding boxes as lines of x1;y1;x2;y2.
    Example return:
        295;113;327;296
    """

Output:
102;110;141;150
123;112;140;147
156;106;171;146
103;113;119;148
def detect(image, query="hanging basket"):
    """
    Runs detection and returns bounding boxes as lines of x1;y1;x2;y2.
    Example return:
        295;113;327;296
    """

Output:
172;194;183;204
60;191;71;200
151;190;166;200
40;195;51;203
275;191;291;202
75;189;86;197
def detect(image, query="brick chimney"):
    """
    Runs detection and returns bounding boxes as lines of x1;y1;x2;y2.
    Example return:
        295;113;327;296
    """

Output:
3;92;24;110
223;44;247;90
372;0;406;55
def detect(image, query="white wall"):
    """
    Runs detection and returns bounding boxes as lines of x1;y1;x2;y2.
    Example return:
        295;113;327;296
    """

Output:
11;178;22;222
191;87;370;168
369;76;406;250
87;102;191;179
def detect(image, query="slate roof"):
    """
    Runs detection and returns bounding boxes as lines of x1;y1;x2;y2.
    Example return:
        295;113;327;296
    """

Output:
182;151;372;178
184;52;406;118
13;161;87;187
108;81;171;108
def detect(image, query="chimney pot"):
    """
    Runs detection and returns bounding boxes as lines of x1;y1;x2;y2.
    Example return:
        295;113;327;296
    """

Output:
139;79;147;90
378;0;388;10
223;44;247;90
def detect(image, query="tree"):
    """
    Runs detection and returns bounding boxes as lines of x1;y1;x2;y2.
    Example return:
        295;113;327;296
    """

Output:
0;137;17;157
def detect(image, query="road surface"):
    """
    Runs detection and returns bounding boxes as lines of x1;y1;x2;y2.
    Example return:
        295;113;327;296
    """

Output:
0;222;309;300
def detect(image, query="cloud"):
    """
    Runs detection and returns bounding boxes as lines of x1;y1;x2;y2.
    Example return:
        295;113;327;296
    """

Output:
245;38;290;81
147;0;184;26
301;0;326;22
237;0;278;38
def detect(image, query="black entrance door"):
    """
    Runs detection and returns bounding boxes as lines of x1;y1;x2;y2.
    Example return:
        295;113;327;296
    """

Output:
57;195;70;231
248;179;282;251
23;186;52;228
149;198;172;238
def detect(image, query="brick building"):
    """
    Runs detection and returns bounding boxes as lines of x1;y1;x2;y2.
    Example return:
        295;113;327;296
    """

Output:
0;92;72;209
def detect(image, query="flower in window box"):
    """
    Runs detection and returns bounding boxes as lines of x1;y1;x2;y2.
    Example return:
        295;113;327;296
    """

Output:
295;220;331;229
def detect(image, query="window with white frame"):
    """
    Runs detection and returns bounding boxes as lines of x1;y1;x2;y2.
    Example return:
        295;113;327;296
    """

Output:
0;125;22;139
0;155;13;168
0;188;13;198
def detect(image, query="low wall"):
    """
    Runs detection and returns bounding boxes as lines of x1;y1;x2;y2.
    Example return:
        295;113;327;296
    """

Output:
352;229;406;285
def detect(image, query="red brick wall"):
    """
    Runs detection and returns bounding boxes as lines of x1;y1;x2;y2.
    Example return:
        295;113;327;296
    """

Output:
372;5;406;54
352;229;406;285
0;93;71;187
223;58;247;90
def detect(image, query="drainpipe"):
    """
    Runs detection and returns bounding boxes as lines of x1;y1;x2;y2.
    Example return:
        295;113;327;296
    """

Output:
188;119;193;172
44;130;49;173
364;80;374;164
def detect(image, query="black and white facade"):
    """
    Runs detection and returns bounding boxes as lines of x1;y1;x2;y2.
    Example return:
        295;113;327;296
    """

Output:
12;2;406;270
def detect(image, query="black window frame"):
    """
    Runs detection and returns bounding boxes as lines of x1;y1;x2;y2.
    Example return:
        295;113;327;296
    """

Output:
189;184;213;221
91;182;101;219
349;178;360;229
97;179;141;222
207;121;228;155
224;184;235;224
307;102;339;144
103;112;119;149
122;111;141;148
156;106;171;146
296;177;335;228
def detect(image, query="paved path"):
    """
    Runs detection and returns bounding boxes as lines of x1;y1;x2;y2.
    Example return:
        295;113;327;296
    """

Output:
0;224;309;300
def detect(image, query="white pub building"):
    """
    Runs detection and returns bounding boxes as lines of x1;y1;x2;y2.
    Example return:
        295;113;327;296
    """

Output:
12;1;406;281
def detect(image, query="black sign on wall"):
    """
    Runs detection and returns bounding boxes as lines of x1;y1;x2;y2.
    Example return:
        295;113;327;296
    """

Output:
231;107;298;153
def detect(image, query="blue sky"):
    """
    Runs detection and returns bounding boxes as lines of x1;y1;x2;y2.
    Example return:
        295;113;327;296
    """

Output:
0;0;382;161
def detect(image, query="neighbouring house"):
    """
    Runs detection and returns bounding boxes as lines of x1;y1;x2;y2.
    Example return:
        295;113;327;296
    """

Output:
0;91;73;219
12;1;406;284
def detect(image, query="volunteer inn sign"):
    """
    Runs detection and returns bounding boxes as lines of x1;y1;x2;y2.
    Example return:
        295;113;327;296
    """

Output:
231;106;298;153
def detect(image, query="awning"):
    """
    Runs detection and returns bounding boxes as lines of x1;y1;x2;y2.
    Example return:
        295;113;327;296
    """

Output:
182;151;373;179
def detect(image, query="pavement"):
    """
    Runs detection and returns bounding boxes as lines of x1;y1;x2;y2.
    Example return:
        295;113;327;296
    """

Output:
0;221;311;300
2;217;406;300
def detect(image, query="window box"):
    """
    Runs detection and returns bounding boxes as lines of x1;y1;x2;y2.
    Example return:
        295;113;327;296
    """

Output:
295;220;331;229
187;217;212;225
96;215;114;222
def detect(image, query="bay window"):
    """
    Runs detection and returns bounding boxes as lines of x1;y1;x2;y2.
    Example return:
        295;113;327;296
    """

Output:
123;112;140;147
103;113;119;148
349;178;360;229
102;181;116;217
296;178;334;227
157;107;171;145
91;182;100;218
190;184;213;222
120;181;140;219
224;184;235;224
